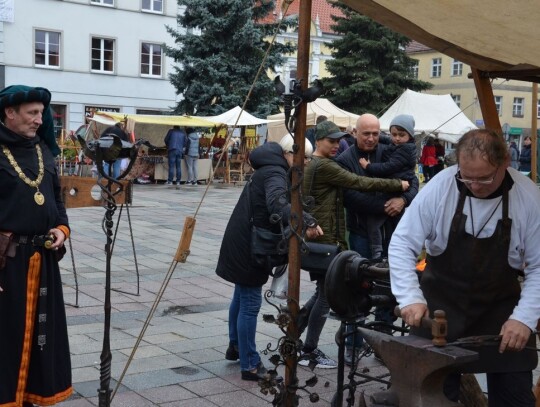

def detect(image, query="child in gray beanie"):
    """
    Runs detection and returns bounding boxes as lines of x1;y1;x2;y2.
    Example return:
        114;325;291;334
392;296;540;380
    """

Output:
359;114;417;261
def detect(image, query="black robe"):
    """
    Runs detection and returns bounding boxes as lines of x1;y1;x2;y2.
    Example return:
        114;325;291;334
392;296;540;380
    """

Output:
0;124;72;406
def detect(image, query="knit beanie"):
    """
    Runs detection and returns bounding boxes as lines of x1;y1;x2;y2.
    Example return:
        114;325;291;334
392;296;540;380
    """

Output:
389;114;415;139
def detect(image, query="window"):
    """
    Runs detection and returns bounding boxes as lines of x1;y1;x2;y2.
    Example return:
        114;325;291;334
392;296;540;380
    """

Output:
431;58;442;77
51;104;66;138
411;60;419;79
35;30;60;68
494;96;503;116
141;42;162;77
451;59;463;76
91;0;114;6
512;97;524;117
91;37;114;73
142;0;163;13
537;100;540;119
452;94;461;108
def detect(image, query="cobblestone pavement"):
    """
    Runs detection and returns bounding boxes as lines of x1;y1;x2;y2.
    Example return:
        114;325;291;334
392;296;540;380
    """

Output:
56;182;538;406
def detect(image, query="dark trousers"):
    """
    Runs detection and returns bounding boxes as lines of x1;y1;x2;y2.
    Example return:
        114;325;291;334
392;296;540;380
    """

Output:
444;371;535;407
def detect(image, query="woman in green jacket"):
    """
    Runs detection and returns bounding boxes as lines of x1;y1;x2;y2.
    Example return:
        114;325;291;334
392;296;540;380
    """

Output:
298;121;408;368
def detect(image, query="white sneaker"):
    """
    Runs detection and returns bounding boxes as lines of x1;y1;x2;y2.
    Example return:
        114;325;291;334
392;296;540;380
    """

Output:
165;181;173;185
298;348;337;369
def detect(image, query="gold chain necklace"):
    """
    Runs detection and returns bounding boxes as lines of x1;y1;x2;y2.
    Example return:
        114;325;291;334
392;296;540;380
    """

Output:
1;144;45;205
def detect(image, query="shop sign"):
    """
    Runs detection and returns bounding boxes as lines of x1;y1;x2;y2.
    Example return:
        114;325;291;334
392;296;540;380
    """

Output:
85;105;120;118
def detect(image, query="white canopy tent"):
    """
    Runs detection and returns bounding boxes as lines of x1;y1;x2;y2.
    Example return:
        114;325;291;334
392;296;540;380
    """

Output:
266;98;360;142
203;106;275;126
379;89;477;144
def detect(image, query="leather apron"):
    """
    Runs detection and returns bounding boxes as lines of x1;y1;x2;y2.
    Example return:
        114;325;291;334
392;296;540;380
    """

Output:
416;179;537;373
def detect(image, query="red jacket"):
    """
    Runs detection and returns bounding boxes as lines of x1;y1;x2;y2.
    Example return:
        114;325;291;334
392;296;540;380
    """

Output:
420;145;438;166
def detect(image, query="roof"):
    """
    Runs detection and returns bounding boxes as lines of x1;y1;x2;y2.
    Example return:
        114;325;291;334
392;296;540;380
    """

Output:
264;0;345;34
340;0;540;83
405;40;432;54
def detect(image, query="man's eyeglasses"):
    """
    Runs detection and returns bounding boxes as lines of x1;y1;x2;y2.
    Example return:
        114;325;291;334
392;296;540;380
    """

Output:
456;167;499;185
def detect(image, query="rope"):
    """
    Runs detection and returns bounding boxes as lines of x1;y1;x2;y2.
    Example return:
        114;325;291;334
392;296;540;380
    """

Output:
111;3;294;399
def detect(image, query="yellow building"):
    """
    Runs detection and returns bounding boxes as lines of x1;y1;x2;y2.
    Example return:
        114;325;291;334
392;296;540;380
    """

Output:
407;41;540;143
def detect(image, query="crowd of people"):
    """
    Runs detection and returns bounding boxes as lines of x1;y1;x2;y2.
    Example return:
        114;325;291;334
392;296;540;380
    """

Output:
3;81;538;406
215;111;540;406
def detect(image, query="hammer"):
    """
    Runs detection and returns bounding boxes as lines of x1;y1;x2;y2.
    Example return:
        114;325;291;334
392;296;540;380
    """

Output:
394;306;448;347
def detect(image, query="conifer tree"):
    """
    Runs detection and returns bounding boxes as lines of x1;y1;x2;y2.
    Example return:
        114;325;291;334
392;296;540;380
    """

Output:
165;0;295;117
321;4;432;115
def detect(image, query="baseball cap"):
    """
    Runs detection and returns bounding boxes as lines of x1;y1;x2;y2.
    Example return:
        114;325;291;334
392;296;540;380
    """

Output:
315;120;347;140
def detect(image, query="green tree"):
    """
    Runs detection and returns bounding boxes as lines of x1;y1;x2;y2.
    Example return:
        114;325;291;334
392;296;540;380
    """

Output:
165;0;296;117
321;4;432;115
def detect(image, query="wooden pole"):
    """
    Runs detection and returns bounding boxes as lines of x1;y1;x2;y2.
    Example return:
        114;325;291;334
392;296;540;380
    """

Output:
284;0;311;405
471;68;501;133
531;82;538;183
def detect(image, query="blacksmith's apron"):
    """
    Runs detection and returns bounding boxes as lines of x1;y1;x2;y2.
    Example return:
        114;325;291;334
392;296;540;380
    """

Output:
416;179;537;373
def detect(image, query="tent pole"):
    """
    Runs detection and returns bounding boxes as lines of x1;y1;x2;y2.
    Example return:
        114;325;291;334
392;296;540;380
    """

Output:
284;0;311;405
471;68;501;133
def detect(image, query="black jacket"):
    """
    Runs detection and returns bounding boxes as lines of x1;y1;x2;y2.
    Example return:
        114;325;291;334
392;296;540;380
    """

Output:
519;145;531;172
364;140;417;181
335;143;418;237
215;142;314;287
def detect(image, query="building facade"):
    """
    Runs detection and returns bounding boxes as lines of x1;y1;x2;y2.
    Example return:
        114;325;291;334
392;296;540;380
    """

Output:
0;0;181;135
407;41;540;144
269;0;343;86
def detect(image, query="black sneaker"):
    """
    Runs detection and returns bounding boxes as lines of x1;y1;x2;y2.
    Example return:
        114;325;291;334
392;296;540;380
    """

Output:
225;343;239;361
298;348;337;369
241;362;267;381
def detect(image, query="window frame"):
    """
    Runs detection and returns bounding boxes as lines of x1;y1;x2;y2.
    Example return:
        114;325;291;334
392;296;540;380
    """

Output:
452;94;461;108
411;60;419;79
34;29;61;69
141;0;163;14
91;36;115;74
512;97;524;117
140;42;163;78
451;59;463;76
90;0;114;6
431;58;442;78
494;96;503;116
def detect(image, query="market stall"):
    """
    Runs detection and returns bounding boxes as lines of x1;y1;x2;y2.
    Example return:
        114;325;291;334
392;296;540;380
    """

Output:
89;111;219;183
202;106;276;183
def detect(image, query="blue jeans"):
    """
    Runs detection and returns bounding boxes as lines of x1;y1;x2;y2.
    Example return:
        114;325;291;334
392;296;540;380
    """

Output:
102;160;122;179
228;284;262;371
185;155;198;182
167;150;182;183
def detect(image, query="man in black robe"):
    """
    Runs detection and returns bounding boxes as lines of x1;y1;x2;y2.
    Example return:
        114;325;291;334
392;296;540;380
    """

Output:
0;85;72;406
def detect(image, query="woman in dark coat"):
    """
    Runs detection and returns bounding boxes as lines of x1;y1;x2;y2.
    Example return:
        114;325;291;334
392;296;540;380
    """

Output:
216;135;320;381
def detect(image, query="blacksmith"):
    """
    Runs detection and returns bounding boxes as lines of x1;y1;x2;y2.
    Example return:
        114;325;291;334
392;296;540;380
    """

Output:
389;129;540;406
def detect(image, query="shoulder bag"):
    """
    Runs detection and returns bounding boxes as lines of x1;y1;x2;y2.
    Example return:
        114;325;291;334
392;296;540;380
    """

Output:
247;179;289;271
